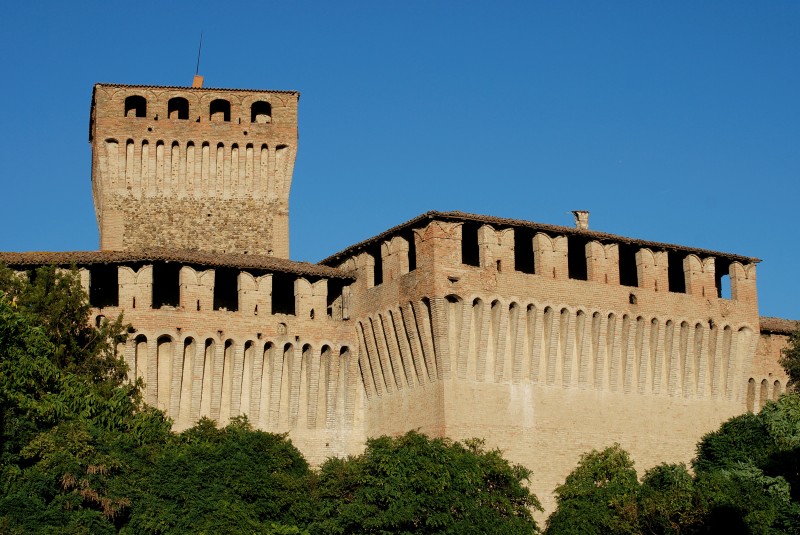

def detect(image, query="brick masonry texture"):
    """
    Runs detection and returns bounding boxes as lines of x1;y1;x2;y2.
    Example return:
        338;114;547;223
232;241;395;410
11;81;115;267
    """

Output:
3;80;796;516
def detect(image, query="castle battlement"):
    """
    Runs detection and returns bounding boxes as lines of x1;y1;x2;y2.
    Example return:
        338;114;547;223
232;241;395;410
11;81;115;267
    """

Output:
3;80;794;515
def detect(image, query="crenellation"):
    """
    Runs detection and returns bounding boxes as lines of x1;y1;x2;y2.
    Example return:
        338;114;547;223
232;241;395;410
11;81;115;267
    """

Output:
684;255;716;298
238;272;272;316
730;262;757;302
414;220;462;275
533;232;569;280
78;268;91;296
636;248;669;292
295;278;327;320
586;241;620;284
477;225;515;272
179;266;215;311
380;235;410;282
118;264;152;310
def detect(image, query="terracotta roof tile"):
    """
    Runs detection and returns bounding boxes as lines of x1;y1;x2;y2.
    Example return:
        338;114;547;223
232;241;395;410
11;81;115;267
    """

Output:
0;249;352;280
94;83;299;95
760;316;800;335
319;210;761;266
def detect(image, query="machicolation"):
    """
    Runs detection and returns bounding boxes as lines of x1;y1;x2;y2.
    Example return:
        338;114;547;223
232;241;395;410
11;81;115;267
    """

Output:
2;79;797;514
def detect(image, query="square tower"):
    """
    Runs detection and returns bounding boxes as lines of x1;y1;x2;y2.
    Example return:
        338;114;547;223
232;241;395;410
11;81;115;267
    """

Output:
89;83;299;258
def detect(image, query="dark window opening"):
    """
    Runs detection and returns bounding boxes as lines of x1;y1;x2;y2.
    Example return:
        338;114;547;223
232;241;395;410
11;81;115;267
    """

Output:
251;101;272;123
272;272;296;315
462;221;480;266
567;235;589;281
124;95;146;118
402;229;417;271
152;262;180;308
168;97;189;119
715;258;732;299
209;99;231;122
618;243;639;287
368;244;383;286
514;227;535;273
667;250;686;293
89;264;119;308
213;267;239;311
327;279;345;308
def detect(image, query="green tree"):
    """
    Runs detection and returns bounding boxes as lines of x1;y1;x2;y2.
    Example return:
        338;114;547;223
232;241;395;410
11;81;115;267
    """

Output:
692;412;774;475
0;265;171;532
638;463;701;534
545;444;640;535
780;328;800;390
691;393;800;533
123;416;313;534
311;431;541;534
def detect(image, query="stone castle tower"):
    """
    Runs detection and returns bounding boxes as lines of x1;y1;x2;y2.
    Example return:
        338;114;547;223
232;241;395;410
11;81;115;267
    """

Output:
90;83;299;257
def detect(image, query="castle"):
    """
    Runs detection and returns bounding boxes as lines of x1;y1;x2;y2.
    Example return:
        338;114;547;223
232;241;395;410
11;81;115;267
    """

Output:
2;80;796;513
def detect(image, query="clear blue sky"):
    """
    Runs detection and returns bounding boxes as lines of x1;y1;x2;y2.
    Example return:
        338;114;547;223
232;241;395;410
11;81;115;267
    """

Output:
0;1;797;319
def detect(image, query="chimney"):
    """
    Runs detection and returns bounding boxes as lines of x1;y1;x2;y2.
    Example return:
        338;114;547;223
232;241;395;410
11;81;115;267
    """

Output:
192;75;204;88
572;210;589;230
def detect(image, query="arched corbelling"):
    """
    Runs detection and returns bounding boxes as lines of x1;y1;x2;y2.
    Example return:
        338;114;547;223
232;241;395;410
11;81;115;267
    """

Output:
773;380;782;400
760;379;769;405
445;294;463;304
178;332;202;345
733;323;755;334
746;378;756;412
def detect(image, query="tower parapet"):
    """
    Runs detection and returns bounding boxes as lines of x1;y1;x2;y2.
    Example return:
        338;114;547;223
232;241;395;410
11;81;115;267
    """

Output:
90;83;299;257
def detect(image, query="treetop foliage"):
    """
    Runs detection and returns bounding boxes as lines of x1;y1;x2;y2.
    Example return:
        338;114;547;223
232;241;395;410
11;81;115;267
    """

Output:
312;432;541;534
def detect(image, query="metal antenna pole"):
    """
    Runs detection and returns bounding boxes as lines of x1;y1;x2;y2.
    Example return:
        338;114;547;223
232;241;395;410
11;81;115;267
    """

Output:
195;32;203;75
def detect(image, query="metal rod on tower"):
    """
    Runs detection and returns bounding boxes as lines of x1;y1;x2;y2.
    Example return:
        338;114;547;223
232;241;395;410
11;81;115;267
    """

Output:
195;32;203;75
193;32;204;88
